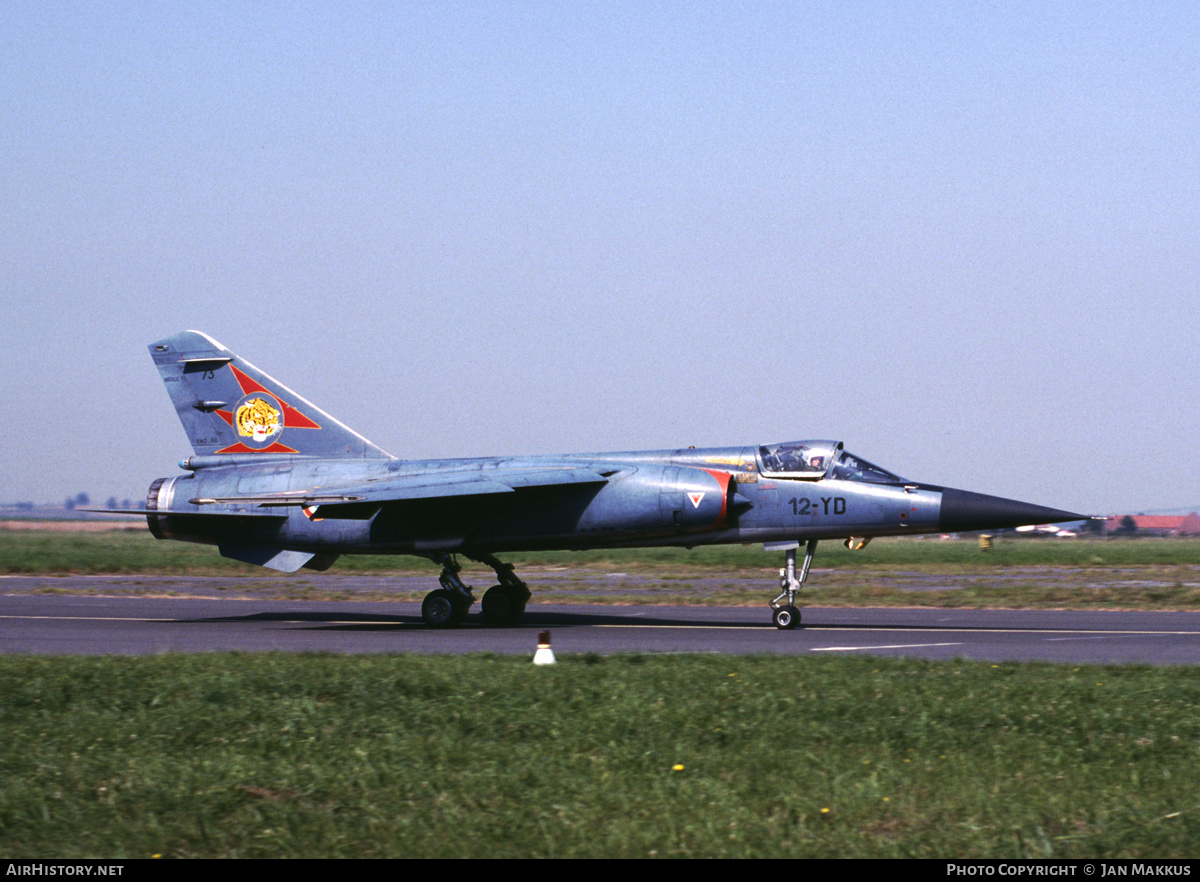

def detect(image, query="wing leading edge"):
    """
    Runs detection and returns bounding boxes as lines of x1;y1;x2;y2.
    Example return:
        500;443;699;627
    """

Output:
187;466;614;517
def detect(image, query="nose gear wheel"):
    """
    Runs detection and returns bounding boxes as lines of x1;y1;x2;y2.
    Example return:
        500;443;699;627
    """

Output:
769;538;817;630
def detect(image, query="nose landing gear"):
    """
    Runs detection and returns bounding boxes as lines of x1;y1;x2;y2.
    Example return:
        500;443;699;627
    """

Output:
768;538;816;630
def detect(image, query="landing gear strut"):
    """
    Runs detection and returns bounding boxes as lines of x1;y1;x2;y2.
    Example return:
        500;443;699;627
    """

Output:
420;552;532;628
769;538;817;630
421;555;474;628
474;552;531;625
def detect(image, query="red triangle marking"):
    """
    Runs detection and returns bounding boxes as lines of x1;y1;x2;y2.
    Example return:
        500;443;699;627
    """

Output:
214;441;300;455
228;365;322;430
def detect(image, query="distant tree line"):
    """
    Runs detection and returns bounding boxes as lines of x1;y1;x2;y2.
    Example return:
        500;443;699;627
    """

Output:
61;493;134;510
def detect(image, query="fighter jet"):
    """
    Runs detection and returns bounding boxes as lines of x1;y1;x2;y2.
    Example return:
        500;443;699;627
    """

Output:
134;330;1088;629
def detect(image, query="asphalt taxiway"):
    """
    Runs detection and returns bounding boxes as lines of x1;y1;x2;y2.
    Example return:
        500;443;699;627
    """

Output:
4;588;1200;664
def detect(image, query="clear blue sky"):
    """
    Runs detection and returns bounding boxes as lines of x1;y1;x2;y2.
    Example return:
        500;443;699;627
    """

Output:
2;2;1197;515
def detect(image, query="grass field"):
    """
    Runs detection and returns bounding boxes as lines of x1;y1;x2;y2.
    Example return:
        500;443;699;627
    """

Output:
4;652;1200;858
4;524;1196;573
3;527;1198;610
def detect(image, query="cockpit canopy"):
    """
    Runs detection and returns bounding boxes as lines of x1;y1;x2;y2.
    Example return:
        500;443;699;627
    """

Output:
757;440;905;484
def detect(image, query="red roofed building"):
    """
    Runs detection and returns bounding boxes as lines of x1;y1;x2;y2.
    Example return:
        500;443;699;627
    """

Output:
1104;513;1200;536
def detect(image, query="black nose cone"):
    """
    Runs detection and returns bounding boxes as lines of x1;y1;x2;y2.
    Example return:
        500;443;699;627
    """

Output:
939;488;1089;533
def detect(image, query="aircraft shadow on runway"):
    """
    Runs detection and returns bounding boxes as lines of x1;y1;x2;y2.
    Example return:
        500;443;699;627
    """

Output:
171;609;1098;634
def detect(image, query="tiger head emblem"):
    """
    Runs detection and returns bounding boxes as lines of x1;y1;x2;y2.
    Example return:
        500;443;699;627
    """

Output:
235;397;282;442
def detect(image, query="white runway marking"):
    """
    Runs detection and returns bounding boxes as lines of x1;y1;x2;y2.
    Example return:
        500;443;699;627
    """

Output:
812;642;963;652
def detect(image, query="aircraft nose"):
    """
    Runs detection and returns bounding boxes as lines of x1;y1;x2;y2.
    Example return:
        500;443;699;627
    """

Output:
938;488;1089;533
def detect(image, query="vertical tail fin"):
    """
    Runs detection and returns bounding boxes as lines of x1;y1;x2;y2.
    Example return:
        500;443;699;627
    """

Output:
149;330;393;460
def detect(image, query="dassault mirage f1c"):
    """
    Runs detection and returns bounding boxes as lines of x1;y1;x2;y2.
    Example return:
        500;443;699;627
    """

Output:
134;331;1088;629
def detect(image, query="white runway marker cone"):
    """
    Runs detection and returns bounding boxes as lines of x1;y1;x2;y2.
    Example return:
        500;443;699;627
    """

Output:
533;630;556;665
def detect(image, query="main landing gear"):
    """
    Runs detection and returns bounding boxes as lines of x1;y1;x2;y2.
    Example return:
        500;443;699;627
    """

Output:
769;538;817;630
420;552;532;628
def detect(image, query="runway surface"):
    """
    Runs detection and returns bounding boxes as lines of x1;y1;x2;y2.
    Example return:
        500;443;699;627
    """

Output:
4;582;1200;663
